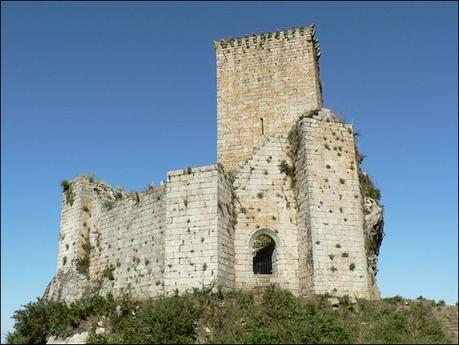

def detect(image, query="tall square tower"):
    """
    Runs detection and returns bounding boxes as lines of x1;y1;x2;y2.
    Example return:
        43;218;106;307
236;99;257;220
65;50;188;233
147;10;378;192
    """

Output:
215;26;323;171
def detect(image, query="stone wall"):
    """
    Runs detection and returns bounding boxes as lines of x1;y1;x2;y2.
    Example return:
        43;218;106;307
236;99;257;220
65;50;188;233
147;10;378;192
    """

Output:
50;176;167;300
294;109;371;299
233;135;300;293
163;166;223;294
216;166;236;290
57;178;92;274
88;182;166;299
215;26;323;171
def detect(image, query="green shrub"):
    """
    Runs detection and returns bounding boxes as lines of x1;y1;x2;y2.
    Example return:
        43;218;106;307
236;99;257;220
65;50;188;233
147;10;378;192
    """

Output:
6;289;451;344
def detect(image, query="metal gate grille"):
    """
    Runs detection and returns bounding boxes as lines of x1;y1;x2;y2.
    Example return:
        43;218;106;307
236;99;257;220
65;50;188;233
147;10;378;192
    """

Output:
253;235;275;275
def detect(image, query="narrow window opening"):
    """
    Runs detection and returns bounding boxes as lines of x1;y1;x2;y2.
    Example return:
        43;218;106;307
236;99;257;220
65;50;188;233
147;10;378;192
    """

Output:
260;117;264;135
253;234;275;274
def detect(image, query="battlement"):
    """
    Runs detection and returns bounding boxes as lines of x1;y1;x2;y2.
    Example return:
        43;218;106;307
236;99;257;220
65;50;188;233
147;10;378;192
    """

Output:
213;25;319;56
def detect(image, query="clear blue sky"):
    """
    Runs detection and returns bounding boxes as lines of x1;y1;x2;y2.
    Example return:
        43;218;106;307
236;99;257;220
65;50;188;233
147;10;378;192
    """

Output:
1;1;457;339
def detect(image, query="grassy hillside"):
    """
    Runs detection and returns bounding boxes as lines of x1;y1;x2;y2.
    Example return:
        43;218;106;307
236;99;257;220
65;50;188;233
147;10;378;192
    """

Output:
5;286;453;344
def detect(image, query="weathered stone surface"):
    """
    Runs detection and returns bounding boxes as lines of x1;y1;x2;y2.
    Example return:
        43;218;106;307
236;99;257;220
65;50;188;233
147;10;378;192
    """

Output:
363;197;385;298
43;270;90;303
47;331;88;344
95;327;105;335
294;109;371;299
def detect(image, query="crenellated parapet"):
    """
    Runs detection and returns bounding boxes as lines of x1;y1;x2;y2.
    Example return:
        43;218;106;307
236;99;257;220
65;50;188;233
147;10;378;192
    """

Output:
214;25;315;51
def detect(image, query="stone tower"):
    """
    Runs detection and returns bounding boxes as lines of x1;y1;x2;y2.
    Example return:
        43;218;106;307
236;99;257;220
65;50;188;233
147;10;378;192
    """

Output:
44;25;383;303
215;26;323;171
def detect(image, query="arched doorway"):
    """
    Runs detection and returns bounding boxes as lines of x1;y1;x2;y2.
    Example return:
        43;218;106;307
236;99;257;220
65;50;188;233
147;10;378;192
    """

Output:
252;234;276;275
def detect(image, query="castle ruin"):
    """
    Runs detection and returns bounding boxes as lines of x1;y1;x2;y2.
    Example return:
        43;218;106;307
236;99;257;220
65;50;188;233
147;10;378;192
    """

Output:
44;25;384;302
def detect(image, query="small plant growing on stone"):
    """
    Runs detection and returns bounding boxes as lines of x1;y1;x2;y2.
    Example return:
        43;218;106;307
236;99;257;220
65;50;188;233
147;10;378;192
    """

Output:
103;200;114;210
342;252;349;258
359;171;381;201
349;263;356;271
82;206;90;213
356;152;366;164
144;259;150;266
240;207;247;214
102;264;115;281
60;180;75;206
336;244;341;248
305;109;319;118
133;192;140;203
76;237;91;275
279;160;295;177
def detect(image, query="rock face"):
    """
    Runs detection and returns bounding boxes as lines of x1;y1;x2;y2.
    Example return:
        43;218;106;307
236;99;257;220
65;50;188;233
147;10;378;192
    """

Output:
44;25;384;303
363;197;385;299
47;331;88;344
43;270;90;303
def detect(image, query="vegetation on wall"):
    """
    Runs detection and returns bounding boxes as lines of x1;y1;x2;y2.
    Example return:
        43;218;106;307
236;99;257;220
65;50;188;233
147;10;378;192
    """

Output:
353;137;381;203
76;236;91;276
60;180;75;206
279;109;321;191
5;286;451;344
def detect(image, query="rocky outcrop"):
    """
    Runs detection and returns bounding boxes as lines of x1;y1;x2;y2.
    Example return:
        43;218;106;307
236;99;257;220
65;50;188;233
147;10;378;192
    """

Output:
43;270;91;303
47;331;88;344
363;197;384;299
